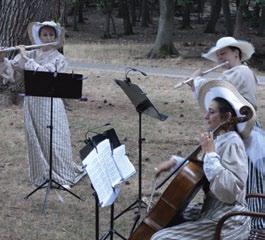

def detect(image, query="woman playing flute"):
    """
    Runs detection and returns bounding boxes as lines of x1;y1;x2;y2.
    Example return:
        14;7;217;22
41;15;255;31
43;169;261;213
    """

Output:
0;21;85;189
190;37;257;109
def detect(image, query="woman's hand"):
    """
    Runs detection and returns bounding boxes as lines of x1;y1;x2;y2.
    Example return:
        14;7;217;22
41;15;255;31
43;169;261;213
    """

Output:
154;156;177;177
186;79;194;90
186;68;203;91
16;45;29;61
191;68;203;79
201;131;215;154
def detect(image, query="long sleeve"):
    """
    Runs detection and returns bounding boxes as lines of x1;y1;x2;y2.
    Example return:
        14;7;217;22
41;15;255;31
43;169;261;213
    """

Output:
0;58;15;84
203;132;248;204
193;76;208;98
221;65;257;109
23;49;67;72
0;49;67;89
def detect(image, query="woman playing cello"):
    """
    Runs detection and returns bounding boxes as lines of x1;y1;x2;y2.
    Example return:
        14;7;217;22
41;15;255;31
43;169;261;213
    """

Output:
152;80;255;239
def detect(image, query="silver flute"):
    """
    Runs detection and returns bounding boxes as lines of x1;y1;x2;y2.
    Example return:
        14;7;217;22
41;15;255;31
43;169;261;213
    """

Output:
174;61;229;89
0;42;58;53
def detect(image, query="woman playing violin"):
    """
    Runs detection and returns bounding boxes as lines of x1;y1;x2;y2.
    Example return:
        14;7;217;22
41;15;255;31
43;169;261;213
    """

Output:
152;80;254;240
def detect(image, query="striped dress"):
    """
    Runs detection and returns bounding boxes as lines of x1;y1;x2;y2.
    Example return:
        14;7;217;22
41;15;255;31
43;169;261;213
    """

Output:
151;132;250;240
1;48;85;186
222;66;265;229
245;124;265;230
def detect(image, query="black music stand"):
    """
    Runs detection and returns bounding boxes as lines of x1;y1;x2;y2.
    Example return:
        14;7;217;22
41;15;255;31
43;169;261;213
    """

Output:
80;128;126;240
114;78;167;234
24;69;83;213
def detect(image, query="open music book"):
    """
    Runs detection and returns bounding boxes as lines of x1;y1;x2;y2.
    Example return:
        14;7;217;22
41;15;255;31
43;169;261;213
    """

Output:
82;139;136;207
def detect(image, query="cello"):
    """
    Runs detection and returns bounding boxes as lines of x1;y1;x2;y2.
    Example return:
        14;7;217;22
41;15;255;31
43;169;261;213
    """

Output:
128;106;253;240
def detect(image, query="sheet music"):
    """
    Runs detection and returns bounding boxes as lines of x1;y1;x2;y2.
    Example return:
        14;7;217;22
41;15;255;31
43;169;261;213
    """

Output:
113;144;136;180
96;139;123;187
82;139;135;207
82;147;119;207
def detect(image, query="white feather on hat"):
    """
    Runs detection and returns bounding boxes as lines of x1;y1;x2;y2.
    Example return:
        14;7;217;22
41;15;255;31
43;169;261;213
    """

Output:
27;21;64;48
202;37;255;62
198;80;256;139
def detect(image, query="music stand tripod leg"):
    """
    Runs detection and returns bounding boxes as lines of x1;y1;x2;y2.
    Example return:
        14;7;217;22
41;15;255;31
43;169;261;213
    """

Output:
51;179;82;200
24;179;49;199
100;204;127;240
94;191;100;240
42;180;52;213
114;199;138;220
24;97;82;212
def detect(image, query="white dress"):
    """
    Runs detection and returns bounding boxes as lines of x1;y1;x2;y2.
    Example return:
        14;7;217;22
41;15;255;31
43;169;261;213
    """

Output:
194;65;265;229
221;65;257;109
0;48;85;186
151;131;250;240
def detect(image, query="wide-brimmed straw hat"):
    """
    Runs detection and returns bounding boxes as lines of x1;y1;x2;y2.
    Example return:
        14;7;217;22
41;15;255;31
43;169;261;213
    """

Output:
198;80;256;139
27;21;64;48
202;36;255;62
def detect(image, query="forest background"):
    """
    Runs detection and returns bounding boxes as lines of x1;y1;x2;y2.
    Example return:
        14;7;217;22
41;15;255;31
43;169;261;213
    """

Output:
0;0;265;239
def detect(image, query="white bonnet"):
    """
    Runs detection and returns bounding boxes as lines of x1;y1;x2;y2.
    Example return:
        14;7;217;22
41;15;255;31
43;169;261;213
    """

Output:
27;21;64;47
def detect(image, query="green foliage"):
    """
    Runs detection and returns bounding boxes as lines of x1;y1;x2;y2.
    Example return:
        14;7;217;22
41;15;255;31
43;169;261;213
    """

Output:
67;0;78;3
256;0;265;7
176;0;193;6
96;0;109;9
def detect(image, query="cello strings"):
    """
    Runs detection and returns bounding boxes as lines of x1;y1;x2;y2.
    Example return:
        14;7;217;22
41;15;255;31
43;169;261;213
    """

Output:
147;177;157;213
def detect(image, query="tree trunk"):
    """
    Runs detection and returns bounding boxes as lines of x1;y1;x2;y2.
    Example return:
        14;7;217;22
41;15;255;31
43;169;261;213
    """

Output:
150;0;158;22
73;0;79;31
141;0;151;27
0;0;60;105
78;0;85;23
130;0;137;26
204;0;222;33
233;0;247;37
147;0;178;58
222;0;233;35
111;15;117;36
0;0;54;47
104;13;112;39
181;3;192;29
236;0;240;8
56;0;65;25
257;6;265;36
253;4;260;28
120;0;133;35
102;1;116;39
60;0;70;27
197;0;205;24
47;0;63;22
